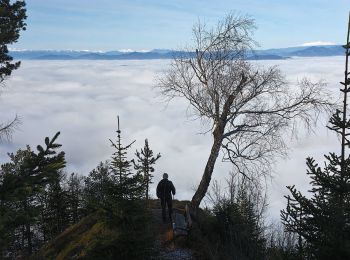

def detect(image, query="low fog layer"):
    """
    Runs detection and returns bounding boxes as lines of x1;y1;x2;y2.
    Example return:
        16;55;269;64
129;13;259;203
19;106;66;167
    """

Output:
0;57;343;220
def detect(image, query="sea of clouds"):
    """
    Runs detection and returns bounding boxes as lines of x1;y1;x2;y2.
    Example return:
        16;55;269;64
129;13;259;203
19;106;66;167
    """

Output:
0;57;344;220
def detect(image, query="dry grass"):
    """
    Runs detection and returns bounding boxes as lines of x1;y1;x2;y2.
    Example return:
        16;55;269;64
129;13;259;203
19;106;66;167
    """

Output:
32;200;193;259
32;211;117;259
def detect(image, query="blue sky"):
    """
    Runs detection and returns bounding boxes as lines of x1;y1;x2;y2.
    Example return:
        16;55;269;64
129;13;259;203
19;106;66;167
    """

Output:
11;0;350;51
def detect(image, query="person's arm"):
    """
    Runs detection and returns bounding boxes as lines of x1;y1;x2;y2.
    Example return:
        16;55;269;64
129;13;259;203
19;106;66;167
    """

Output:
156;182;161;198
171;181;176;195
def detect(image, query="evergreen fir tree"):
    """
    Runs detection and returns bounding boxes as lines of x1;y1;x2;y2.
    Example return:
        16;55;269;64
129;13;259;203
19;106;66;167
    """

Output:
0;132;65;256
281;15;350;260
0;0;27;141
40;172;68;241
65;172;85;223
109;116;142;200
133;139;161;200
210;176;267;259
84;161;113;210
0;0;26;83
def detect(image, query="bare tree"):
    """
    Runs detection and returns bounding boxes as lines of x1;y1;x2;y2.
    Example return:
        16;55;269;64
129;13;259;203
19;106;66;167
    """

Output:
157;13;333;210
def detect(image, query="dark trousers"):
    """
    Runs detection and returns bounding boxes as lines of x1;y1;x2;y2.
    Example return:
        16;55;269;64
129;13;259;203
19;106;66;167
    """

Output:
160;197;173;221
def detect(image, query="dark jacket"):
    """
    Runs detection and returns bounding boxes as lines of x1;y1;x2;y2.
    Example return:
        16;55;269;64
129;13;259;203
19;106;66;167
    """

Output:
156;179;176;200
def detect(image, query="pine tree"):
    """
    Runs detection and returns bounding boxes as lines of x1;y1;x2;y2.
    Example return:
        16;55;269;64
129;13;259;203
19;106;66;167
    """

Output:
84;161;112;210
133;139;161;200
0;0;27;141
65;172;85;224
40;171;68;241
281;15;350;260
210;175;267;259
0;0;26;83
109;117;142;200
0;132;65;256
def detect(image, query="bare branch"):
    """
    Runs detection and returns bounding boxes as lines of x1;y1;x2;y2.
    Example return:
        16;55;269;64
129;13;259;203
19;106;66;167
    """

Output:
0;115;21;142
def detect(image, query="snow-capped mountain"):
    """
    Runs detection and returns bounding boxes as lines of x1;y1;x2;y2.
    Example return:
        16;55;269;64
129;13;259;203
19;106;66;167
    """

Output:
8;45;344;60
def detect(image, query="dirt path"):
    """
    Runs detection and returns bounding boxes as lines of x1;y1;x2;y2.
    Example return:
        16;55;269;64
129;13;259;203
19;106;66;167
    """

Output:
151;209;194;260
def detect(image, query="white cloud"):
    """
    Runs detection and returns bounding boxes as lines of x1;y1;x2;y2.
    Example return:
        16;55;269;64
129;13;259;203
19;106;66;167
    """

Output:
0;57;343;221
300;41;336;46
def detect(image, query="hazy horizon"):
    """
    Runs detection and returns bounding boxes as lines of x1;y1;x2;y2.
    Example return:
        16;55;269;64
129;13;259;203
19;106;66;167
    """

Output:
7;43;344;53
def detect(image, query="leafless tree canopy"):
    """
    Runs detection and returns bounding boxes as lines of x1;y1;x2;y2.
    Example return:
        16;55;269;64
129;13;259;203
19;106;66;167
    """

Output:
158;14;332;179
157;13;333;208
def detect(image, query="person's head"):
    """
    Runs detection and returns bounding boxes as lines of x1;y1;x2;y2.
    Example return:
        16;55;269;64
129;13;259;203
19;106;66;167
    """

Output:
163;173;168;179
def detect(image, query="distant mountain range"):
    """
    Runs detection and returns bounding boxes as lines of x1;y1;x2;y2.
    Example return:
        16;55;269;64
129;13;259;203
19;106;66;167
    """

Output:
9;45;345;61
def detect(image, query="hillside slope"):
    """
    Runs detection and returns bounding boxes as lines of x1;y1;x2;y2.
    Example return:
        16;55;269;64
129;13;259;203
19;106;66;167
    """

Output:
33;200;197;259
33;212;115;259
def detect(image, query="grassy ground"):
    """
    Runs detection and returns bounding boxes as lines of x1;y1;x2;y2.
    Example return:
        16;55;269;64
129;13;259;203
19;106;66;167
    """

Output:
33;212;111;259
32;201;154;259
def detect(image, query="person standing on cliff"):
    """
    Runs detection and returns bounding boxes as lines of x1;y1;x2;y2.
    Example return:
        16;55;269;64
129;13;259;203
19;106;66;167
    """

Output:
156;173;176;222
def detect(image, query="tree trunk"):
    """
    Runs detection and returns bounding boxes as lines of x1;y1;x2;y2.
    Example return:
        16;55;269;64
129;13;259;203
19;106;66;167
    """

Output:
26;222;32;255
190;91;235;211
191;125;224;210
24;198;32;255
21;225;25;249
